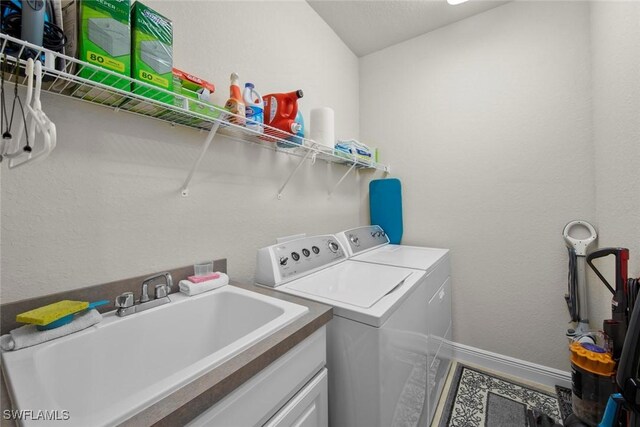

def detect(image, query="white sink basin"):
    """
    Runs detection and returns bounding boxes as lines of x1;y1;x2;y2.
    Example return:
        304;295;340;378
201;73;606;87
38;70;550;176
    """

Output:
1;285;308;427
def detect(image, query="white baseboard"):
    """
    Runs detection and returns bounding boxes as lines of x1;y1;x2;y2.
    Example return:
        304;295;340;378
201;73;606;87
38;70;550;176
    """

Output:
445;341;572;390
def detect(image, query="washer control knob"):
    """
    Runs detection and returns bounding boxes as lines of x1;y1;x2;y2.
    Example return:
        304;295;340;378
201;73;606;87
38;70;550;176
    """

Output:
291;252;300;261
312;246;320;254
349;235;360;246
328;241;339;253
279;256;288;266
302;248;310;257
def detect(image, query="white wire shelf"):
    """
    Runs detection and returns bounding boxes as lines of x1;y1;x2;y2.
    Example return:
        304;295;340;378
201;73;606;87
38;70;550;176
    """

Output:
0;33;390;196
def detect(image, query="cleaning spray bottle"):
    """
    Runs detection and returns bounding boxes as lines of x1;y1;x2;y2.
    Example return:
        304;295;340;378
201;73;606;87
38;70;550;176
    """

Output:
224;73;245;126
263;90;303;140
243;83;264;134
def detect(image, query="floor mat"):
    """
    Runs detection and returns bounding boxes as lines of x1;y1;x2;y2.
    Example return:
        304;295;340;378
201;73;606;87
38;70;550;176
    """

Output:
555;385;573;422
438;364;563;426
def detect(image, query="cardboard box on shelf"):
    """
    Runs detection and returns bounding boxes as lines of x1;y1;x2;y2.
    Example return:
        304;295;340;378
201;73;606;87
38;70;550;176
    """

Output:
74;0;131;104
131;2;173;105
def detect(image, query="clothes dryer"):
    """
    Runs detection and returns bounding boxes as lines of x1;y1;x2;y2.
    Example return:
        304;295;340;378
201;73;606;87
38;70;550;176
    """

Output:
256;234;448;427
336;225;452;424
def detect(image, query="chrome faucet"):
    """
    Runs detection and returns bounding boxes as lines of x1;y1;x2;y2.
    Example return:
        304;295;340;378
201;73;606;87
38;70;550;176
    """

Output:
140;272;173;303
115;272;173;317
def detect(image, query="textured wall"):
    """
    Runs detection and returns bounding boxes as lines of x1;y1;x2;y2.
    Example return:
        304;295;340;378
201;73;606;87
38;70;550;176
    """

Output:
590;1;640;318
359;1;594;370
0;0;361;302
2;0;637;376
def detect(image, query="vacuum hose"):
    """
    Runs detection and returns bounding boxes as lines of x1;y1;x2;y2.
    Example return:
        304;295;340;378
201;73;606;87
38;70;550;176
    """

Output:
566;247;579;323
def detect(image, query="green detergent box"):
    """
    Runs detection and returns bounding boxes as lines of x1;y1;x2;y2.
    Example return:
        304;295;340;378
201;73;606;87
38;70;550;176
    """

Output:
131;2;173;104
76;0;131;102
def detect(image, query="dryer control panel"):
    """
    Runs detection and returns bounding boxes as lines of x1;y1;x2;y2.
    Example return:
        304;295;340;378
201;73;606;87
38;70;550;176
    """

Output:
337;225;390;257
255;235;346;287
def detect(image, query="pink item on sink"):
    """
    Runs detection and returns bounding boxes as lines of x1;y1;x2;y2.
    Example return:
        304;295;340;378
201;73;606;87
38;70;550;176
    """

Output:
188;272;221;283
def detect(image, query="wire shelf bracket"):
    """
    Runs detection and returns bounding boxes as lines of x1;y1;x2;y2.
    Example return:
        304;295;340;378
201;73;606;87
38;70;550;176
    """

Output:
277;145;317;199
180;121;221;197
328;161;357;197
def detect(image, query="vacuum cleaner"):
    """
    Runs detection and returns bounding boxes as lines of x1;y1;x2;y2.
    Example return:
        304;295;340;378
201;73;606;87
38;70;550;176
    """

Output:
567;246;632;425
565;294;640;427
532;320;640;427
563;220;598;339
560;221;640;424
560;220;639;427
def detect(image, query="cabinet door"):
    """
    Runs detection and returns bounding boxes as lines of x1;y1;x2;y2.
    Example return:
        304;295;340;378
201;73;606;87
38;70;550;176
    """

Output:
187;328;326;427
264;368;328;427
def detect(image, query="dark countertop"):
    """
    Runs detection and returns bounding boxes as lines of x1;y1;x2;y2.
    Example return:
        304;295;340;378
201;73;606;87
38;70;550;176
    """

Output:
0;281;332;427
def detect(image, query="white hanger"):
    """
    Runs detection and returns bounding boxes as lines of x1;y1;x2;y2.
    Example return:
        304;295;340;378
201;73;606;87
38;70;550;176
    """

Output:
8;59;57;169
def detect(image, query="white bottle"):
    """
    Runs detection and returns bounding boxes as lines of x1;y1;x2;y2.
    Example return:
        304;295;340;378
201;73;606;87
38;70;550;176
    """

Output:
243;83;264;133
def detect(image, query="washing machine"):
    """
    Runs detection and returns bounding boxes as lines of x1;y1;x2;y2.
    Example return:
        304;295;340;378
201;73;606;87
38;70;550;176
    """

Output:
336;225;452;425
255;234;449;427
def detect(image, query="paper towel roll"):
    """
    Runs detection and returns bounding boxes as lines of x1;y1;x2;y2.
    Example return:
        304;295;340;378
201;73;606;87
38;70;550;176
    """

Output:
310;107;335;149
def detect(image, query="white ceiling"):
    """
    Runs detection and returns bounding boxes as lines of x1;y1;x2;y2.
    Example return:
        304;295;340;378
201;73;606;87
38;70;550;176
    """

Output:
307;0;509;57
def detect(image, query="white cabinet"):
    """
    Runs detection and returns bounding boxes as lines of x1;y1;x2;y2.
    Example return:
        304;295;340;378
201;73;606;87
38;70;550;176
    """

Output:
264;368;328;427
187;327;327;427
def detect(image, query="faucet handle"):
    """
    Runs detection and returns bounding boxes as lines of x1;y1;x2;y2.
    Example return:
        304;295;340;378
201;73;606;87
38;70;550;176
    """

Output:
141;272;173;302
115;292;134;308
155;284;170;299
